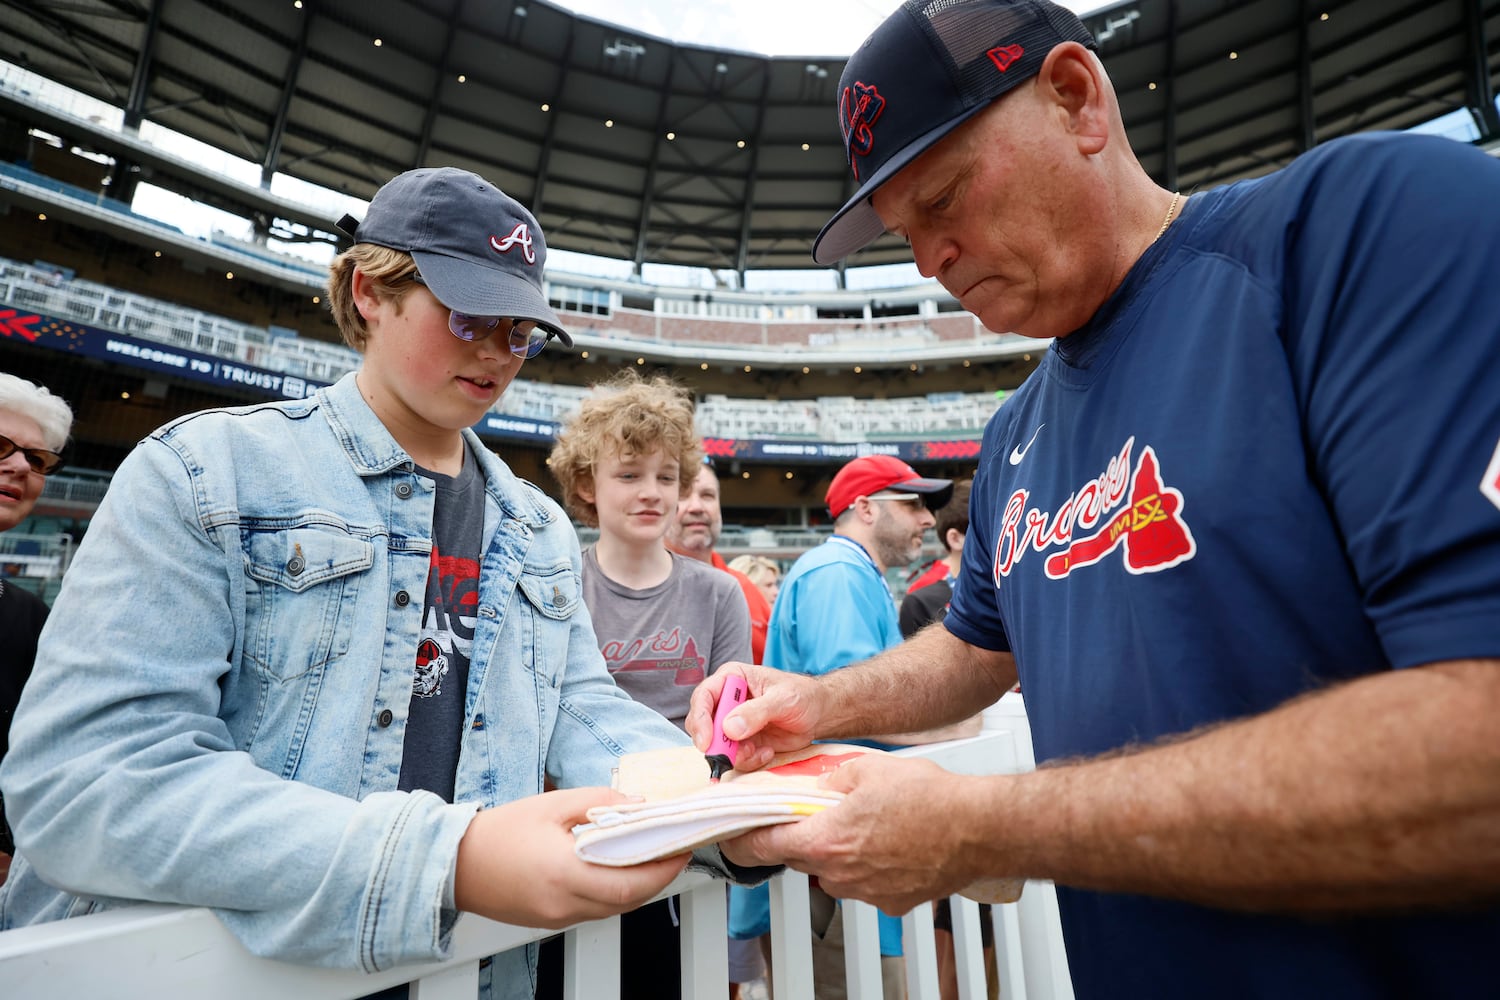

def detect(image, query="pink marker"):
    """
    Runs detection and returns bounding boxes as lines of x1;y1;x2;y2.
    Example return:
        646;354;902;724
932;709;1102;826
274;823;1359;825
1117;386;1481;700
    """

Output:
705;674;749;782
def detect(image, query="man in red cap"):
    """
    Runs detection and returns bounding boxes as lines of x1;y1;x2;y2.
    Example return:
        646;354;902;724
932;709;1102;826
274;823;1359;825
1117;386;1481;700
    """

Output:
729;454;974;1000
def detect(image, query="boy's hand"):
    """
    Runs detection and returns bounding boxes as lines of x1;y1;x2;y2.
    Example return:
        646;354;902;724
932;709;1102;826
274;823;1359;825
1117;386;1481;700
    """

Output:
454;789;688;928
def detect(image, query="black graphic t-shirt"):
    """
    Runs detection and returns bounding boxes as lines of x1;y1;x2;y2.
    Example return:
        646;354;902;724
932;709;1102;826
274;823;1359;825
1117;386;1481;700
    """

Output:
397;447;484;802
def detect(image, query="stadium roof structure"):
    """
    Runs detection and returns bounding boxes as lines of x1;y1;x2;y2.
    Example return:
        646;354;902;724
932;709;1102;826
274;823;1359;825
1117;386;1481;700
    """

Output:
3;0;1497;281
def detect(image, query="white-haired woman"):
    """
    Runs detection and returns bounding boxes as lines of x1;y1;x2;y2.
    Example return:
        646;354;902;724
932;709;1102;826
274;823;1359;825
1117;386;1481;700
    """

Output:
0;372;73;885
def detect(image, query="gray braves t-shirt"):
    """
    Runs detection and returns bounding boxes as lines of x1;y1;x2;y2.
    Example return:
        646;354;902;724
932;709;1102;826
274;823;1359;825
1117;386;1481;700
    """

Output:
582;549;751;730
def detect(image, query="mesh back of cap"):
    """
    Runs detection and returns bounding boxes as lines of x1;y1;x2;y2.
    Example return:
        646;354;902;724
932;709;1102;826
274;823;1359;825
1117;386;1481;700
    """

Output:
912;0;1095;102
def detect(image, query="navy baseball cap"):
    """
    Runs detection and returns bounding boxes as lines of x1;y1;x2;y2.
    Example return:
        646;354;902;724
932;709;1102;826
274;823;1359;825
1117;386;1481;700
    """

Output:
336;167;571;345
812;0;1096;265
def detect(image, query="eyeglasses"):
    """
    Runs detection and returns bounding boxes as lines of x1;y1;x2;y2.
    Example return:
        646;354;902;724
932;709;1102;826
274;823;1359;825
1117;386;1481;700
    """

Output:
864;493;929;514
0;433;64;476
865;492;922;505
407;273;555;359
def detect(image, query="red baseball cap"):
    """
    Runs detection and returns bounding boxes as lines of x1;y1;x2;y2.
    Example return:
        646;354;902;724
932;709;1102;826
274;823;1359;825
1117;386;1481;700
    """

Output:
826;455;954;519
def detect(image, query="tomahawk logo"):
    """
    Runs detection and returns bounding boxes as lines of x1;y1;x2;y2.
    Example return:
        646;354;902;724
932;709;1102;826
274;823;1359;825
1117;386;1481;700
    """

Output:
840;81;885;181
490;222;536;264
993;437;1197;581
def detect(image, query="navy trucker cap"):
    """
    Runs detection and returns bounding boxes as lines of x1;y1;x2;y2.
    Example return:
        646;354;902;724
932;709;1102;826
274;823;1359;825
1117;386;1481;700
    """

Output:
812;0;1096;265
336;167;572;346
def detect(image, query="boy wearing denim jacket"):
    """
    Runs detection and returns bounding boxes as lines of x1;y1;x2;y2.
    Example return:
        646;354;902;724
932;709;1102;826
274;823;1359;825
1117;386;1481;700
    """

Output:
0;168;740;998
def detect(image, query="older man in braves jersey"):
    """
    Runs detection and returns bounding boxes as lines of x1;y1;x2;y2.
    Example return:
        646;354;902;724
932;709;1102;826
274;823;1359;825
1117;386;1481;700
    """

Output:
688;1;1500;998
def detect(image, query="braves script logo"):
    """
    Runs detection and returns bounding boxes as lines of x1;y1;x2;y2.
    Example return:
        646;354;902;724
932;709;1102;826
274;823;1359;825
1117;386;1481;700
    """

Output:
994;437;1196;582
603;629;707;685
490;222;536;264
987;44;1025;72
839;81;885;181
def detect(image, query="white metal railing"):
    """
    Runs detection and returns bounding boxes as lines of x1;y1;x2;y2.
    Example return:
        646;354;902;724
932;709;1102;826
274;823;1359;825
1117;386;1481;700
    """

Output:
0;701;1071;999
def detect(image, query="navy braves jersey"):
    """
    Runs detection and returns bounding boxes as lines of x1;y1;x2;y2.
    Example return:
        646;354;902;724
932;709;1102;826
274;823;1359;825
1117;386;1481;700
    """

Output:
945;133;1500;997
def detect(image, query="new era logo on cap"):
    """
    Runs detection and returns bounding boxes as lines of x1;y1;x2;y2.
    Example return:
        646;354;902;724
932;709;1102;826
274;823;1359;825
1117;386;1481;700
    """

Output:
988;43;1025;71
812;0;1095;265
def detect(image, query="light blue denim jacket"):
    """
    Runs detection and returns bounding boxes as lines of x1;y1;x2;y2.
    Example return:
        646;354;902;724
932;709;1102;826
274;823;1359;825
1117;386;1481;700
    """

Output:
0;372;694;998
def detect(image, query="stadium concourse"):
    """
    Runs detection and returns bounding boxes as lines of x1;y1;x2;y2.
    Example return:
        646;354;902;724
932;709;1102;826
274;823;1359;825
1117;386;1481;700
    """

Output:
1;0;1497;592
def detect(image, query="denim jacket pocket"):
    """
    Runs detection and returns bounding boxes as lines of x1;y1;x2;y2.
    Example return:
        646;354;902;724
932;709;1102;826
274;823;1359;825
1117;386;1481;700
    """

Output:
516;566;580;621
514;565;580;694
242;525;375;682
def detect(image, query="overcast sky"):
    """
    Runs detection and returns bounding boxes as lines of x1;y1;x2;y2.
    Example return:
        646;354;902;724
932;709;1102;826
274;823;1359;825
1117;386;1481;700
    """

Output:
553;0;1109;57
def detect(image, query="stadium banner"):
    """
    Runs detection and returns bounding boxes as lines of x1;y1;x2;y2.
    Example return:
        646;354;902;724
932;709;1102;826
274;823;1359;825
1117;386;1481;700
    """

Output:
1;309;979;459
473;413;562;442
704;437;981;464
0;308;326;400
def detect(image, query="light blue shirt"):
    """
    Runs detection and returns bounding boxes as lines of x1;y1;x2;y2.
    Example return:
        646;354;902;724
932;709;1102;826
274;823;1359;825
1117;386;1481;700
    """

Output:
765;534;903;685
0;373;690;999
733;535;906;956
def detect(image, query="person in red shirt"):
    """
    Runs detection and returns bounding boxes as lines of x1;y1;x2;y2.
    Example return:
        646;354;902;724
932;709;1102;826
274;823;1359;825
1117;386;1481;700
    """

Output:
666;460;770;664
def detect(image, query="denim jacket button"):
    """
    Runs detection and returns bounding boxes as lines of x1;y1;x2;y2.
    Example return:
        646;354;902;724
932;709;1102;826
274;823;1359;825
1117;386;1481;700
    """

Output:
377;709;394;727
394;590;410;607
395;483;413;499
285;555;305;576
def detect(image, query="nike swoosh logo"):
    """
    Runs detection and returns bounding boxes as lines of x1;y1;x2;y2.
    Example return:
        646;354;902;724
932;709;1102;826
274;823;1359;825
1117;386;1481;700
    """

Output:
1009;423;1045;465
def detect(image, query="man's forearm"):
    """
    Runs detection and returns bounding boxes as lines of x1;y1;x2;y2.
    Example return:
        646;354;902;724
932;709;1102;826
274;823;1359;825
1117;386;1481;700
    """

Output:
868;713;985;747
817;624;1015;740
965;658;1500;912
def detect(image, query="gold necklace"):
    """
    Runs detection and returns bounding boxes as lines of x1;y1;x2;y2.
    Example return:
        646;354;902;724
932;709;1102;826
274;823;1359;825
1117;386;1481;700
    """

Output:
1154;191;1182;243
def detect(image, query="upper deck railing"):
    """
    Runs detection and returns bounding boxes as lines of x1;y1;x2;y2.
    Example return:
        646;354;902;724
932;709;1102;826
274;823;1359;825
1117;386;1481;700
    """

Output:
0;256;1005;443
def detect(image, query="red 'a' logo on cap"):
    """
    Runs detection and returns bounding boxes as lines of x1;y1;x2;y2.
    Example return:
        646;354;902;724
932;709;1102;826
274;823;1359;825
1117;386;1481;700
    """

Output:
988;44;1025;72
490;222;536;265
840;81;885;181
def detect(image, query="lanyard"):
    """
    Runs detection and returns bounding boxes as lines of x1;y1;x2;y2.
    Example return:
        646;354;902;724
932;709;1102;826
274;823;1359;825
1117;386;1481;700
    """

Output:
828;534;890;594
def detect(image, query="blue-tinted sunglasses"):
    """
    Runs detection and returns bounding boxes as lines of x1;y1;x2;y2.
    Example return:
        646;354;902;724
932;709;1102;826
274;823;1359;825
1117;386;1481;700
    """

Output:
407;272;555;359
